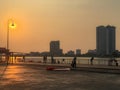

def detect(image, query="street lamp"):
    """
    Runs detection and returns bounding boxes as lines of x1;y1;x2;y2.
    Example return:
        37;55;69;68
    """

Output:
6;19;16;64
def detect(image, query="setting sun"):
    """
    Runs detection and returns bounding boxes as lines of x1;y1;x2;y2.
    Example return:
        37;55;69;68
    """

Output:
9;22;17;29
0;0;120;53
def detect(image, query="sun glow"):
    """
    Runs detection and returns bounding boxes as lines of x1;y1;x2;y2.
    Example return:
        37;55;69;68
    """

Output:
9;22;17;29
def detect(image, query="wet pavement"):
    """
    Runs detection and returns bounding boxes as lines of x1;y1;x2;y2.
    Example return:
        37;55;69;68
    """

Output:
0;63;120;90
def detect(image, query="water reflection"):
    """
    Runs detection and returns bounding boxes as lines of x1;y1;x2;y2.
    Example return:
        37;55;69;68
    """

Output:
1;65;46;86
0;64;120;90
1;66;24;85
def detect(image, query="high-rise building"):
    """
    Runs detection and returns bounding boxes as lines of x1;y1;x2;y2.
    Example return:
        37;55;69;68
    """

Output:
50;41;63;56
76;49;81;55
96;25;116;56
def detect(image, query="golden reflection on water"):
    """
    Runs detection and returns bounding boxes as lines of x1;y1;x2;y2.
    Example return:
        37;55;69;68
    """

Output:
4;66;25;81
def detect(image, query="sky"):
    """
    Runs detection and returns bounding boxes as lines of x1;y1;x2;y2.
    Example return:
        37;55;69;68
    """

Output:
0;0;120;53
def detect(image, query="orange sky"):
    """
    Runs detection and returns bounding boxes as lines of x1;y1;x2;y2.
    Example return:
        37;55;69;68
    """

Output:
0;0;120;53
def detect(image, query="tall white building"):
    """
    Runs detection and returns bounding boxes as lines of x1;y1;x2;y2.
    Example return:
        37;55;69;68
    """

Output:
96;25;116;56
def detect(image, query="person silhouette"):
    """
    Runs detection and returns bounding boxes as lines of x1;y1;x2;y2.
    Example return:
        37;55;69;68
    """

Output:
71;57;77;68
90;56;94;65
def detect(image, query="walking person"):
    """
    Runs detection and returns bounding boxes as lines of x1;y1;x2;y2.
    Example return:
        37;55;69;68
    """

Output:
90;56;94;65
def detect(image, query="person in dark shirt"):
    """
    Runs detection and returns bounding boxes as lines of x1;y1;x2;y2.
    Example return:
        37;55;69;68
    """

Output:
71;57;77;68
90;56;94;65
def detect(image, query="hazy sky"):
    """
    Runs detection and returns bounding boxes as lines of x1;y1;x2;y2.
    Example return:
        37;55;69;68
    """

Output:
0;0;120;53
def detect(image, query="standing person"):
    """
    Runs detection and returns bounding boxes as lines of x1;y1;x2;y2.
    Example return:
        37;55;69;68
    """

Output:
71;57;77;68
43;55;47;63
43;56;45;63
23;55;25;62
73;57;77;68
114;59;118;66
62;58;65;64
90;56;94;65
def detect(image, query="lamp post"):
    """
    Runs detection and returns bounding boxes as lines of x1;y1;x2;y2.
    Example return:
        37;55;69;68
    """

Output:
6;19;16;64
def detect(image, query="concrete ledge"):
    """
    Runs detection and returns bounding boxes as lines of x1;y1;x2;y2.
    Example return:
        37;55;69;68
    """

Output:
71;67;120;74
11;63;120;74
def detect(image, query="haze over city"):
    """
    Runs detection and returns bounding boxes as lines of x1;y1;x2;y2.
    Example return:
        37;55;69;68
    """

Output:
0;0;120;53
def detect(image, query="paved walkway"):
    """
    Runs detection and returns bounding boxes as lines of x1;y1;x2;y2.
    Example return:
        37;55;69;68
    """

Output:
13;62;120;74
0;63;120;90
22;62;120;68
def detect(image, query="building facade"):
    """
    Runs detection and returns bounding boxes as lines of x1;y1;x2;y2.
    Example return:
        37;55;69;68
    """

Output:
50;41;63;56
76;49;81;56
66;50;75;56
96;25;116;56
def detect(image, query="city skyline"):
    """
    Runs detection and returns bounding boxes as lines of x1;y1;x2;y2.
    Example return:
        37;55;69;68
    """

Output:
0;0;120;53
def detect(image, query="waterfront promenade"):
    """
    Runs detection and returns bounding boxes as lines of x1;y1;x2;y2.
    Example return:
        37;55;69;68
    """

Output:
20;62;120;74
0;62;120;90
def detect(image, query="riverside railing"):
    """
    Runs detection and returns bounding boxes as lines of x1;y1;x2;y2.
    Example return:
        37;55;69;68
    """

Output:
22;57;120;66
5;56;120;66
